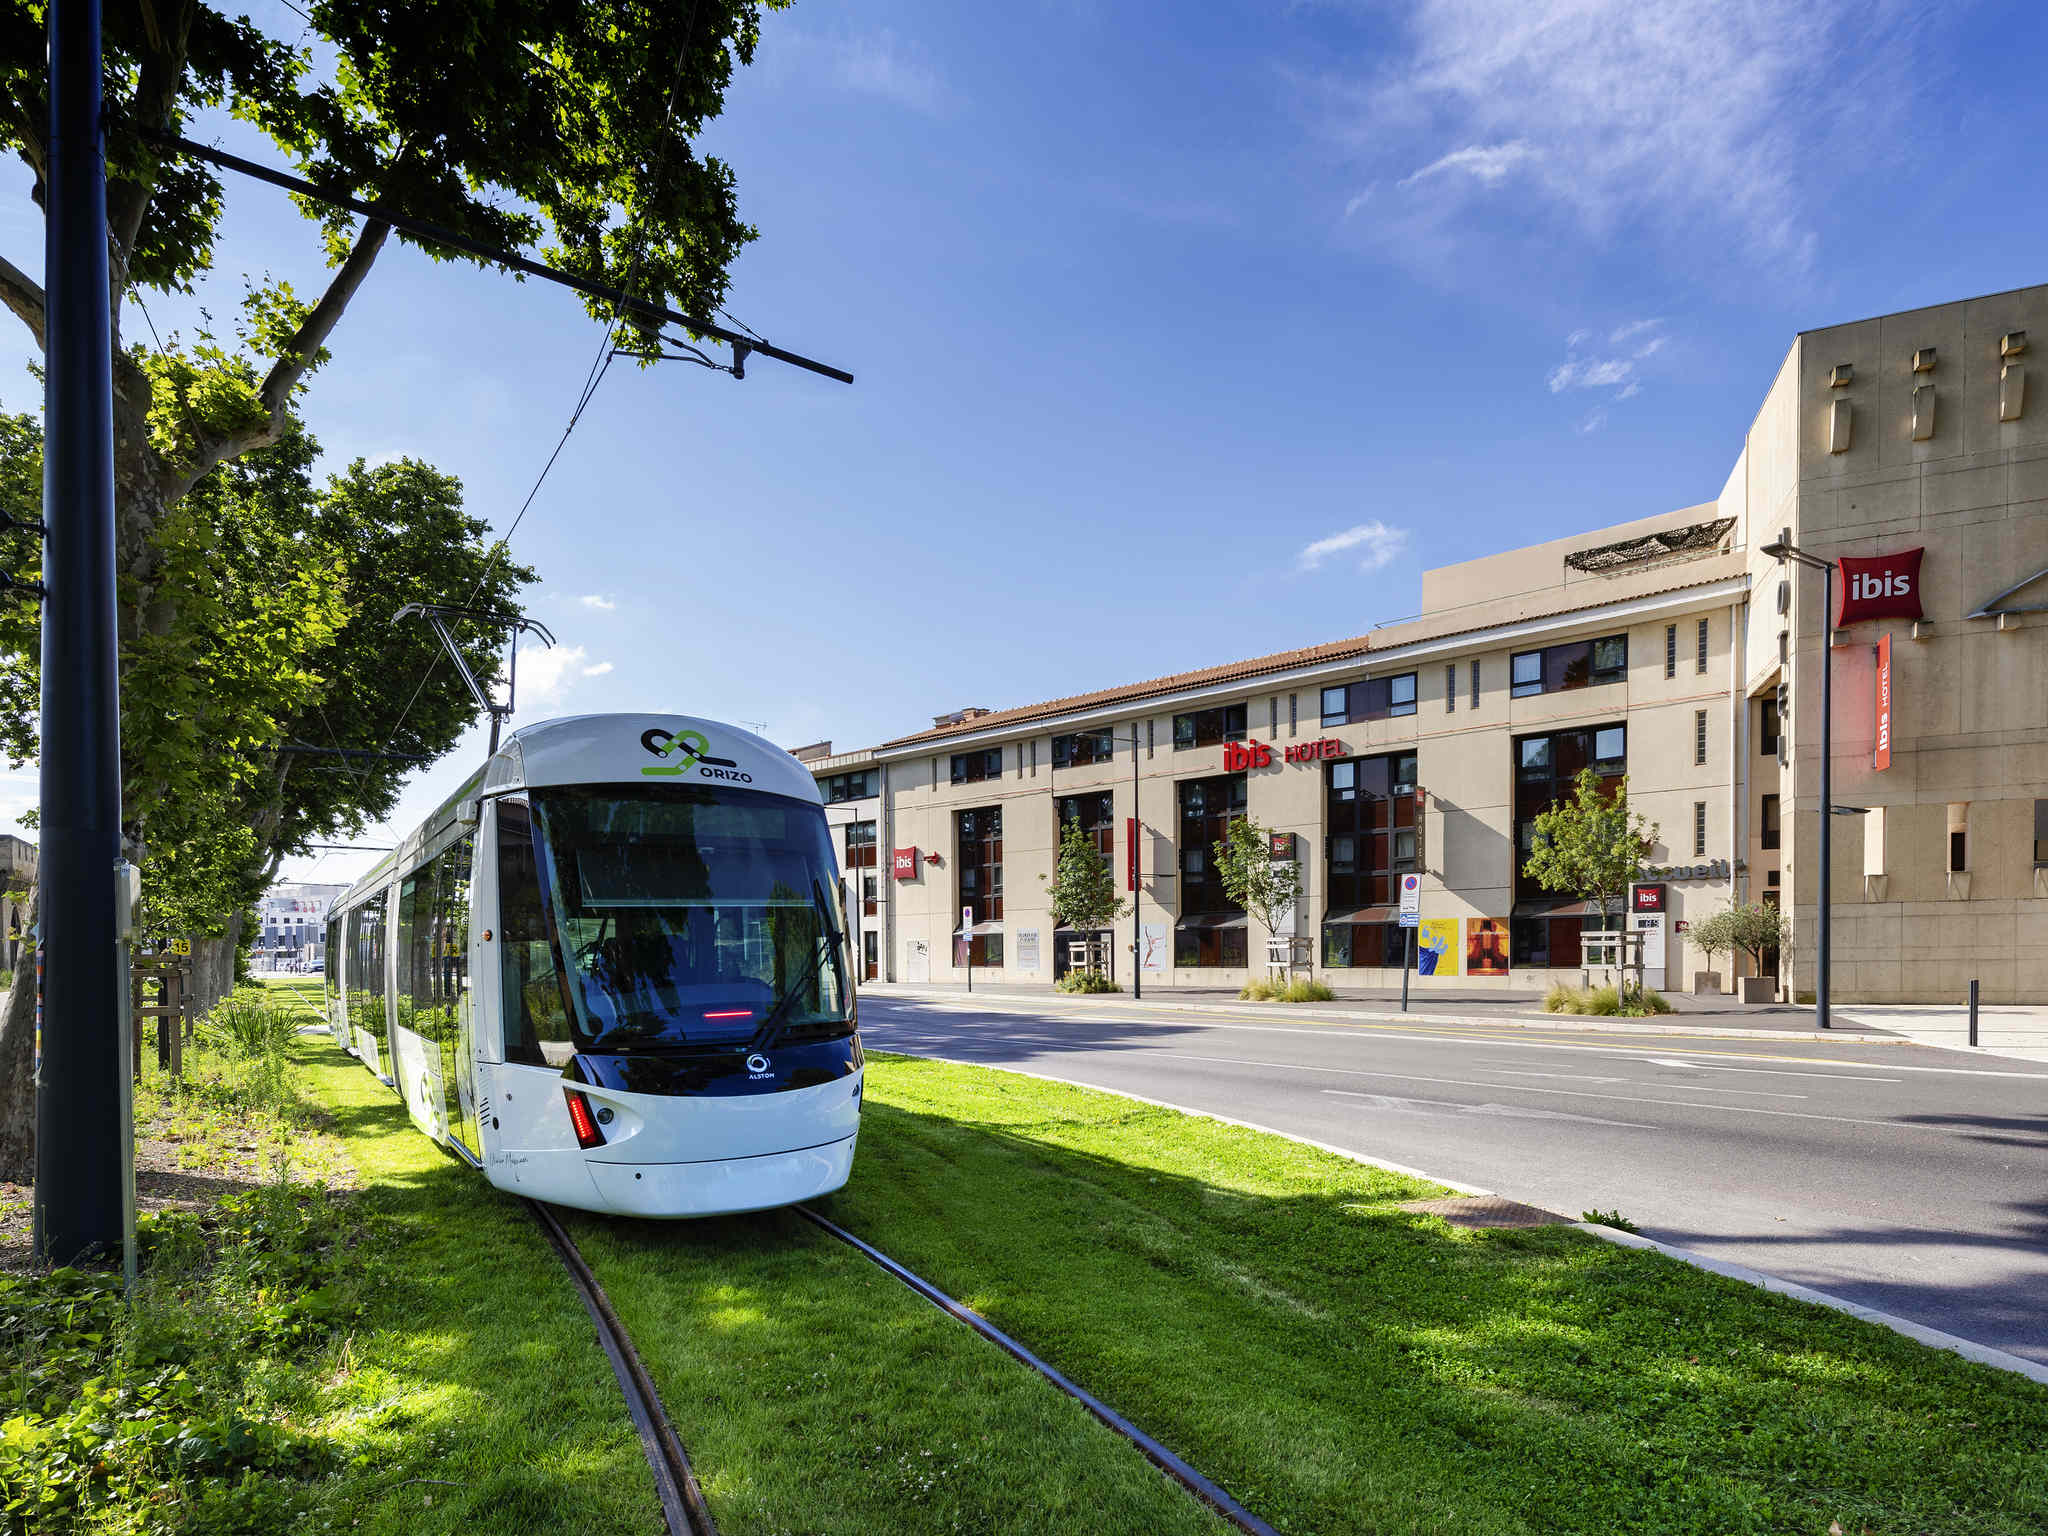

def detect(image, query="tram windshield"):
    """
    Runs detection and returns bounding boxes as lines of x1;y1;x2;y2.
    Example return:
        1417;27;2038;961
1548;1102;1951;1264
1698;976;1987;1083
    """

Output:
524;784;849;1052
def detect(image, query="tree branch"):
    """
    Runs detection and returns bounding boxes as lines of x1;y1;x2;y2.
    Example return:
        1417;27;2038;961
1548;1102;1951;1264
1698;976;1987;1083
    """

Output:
109;0;198;274
0;254;45;352
170;216;390;499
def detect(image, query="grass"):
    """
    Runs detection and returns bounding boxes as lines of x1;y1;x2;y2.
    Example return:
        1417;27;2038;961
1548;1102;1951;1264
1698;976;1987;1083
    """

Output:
1542;980;1675;1016
1238;976;1337;1003
810;1053;2048;1536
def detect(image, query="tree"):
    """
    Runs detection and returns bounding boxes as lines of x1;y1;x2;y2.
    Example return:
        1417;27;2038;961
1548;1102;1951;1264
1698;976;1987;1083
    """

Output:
1523;767;1659;963
1689;905;1735;982
1213;818;1301;954
1039;818;1127;972
1725;902;1784;977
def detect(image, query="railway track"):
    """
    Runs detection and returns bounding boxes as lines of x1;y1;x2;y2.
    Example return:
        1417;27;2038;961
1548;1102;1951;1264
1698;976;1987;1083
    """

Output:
531;1190;1278;1536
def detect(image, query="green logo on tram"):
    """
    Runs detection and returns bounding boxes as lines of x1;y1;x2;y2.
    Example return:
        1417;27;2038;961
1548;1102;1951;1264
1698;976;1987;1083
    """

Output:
641;727;738;776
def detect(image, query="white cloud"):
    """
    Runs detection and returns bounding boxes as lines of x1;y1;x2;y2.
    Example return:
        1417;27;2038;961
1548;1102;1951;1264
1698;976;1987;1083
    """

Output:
581;661;614;678
1547;321;1668;397
1614;379;1641;400
1297;521;1411;573
1547;356;1633;393
578;594;616;611
1398;140;1538;189
1579;409;1608;435
1609;317;1662;344
1342;184;1378;219
777;28;949;114
516;643;609;709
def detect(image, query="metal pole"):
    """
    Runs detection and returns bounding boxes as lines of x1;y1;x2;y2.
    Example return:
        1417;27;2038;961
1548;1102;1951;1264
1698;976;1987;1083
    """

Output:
1131;729;1141;1000
1968;978;1979;1048
1400;926;1413;1012
1818;563;1833;1031
35;0;128;1265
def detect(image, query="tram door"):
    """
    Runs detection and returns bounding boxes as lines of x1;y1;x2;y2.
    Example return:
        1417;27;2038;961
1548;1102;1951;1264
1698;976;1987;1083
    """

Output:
438;833;482;1160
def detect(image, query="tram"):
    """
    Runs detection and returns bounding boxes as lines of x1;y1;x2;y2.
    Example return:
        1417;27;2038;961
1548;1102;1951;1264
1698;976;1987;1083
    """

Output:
322;714;862;1216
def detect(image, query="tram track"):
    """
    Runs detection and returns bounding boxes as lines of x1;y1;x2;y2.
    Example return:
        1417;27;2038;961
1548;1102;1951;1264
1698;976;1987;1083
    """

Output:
528;1200;722;1536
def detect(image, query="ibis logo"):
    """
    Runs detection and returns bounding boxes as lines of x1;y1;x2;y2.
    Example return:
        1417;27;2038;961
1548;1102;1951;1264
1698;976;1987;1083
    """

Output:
641;727;753;783
1836;548;1924;626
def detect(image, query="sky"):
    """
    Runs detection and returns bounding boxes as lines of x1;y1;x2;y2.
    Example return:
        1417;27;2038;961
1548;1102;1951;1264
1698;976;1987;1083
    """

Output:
5;0;2048;893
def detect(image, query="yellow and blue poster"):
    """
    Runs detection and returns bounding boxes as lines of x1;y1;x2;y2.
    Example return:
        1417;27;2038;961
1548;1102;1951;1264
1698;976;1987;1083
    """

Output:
1417;917;1461;976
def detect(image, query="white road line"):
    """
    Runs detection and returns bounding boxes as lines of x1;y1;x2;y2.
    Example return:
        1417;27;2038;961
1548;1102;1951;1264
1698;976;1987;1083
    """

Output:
1657;1083;1809;1100
1321;1090;1652;1129
1492;1070;1630;1084
1158;1051;1932;1132
1642;1056;1901;1083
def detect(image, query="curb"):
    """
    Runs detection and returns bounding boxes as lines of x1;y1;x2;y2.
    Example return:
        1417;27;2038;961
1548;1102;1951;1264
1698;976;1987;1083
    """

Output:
867;985;1906;1045
879;1049;2048;1388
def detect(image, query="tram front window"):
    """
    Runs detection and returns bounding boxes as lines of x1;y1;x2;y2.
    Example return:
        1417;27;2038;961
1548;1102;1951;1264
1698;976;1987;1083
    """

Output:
528;785;849;1051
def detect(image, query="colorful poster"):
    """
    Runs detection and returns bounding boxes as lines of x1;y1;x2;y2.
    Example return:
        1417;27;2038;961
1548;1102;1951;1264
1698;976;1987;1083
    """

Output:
1140;924;1169;972
1417;917;1460;976
1465;918;1508;977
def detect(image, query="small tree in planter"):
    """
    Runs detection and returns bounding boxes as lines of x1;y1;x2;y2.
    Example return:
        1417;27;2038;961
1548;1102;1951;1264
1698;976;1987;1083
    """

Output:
1213;818;1303;974
1523;768;1659;996
1688;907;1737;995
1728;902;1785;1000
1041;818;1128;989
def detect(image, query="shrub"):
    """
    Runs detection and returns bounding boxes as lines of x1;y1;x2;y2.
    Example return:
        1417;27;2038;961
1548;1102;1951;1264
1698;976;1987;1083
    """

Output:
1055;970;1121;995
1241;977;1335;1003
1581;1208;1640;1233
1543;982;1672;1017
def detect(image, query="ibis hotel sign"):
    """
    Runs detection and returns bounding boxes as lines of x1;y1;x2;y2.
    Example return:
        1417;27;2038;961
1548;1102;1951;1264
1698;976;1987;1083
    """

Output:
1836;547;1924;626
1222;738;1344;771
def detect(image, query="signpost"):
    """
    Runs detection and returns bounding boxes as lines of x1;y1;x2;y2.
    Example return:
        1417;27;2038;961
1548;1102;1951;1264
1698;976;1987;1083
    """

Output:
1398;872;1421;1013
960;905;974;995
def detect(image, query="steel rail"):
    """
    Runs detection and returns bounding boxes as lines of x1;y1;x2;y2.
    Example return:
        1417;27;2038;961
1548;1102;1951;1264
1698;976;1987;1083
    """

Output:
793;1204;1282;1536
528;1201;721;1536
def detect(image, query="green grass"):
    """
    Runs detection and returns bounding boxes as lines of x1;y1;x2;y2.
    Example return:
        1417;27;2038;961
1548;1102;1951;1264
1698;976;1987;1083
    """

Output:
808;1053;2048;1536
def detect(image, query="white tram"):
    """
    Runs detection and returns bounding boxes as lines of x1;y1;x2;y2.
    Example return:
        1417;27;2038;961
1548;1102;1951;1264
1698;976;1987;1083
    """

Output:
322;714;862;1216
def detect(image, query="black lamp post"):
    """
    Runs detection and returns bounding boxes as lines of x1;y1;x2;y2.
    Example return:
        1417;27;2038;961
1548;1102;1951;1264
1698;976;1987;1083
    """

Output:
1761;528;1840;1030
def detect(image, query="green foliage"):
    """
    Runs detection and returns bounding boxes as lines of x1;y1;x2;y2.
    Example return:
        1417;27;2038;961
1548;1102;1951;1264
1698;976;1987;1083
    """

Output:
1581;1209;1640;1233
1239;977;1335;1003
1522;768;1659;925
1211;817;1301;938
1054;969;1121;995
1693;902;1784;969
1040;816;1128;938
1542;981;1674;1017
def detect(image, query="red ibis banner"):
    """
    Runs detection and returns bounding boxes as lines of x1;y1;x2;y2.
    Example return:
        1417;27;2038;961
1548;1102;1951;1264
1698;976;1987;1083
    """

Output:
1874;632;1892;771
891;847;919;880
1125;818;1138;892
1836;547;1924;626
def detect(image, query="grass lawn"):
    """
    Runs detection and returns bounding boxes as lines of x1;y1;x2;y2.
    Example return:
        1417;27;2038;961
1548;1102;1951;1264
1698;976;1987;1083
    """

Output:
809;1052;2048;1536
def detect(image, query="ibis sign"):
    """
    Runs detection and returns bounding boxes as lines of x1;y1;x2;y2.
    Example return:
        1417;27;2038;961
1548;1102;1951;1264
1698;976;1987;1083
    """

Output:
1836;548;1923;627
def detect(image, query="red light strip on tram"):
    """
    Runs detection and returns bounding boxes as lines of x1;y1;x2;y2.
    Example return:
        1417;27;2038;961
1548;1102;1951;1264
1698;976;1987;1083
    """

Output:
703;1009;754;1020
564;1088;606;1149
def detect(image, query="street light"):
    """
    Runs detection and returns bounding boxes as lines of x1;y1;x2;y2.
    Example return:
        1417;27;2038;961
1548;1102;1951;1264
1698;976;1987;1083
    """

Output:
1760;528;1840;1030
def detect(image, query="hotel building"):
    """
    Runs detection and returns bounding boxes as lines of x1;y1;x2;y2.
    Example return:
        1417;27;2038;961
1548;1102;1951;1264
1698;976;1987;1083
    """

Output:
811;285;2048;1004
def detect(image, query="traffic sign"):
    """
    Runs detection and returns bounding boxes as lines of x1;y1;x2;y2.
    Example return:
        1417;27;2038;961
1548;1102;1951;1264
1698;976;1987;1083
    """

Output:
1397;873;1421;928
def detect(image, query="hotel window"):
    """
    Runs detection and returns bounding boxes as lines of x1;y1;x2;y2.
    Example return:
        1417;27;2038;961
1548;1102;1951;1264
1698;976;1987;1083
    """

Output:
1693;802;1707;857
1696;617;1710;674
1173;703;1247;751
1320;672;1418;727
819;767;878;803
1664;624;1677;679
1948;804;1969;873
1322;751;1418;969
950;748;1001;784
2036;800;2048;866
1509;634;1627;697
1056;791;1115;863
1758;690;1780;757
1511;724;1626;967
956;806;1004;967
1760;793;1780;850
1175;774;1248;967
844;821;877;871
1470;660;1480;709
1446;664;1457;712
1694;709;1708;766
1052;729;1115;769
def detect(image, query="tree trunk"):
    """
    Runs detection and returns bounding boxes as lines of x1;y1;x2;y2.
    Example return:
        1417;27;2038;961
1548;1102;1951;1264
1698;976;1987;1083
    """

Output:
0;885;40;1181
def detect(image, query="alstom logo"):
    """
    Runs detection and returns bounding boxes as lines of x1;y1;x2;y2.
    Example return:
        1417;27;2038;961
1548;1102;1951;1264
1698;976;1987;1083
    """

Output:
1836;547;1925;626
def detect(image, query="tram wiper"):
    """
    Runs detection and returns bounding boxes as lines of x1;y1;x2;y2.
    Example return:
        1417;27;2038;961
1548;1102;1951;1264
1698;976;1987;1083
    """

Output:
749;900;849;1054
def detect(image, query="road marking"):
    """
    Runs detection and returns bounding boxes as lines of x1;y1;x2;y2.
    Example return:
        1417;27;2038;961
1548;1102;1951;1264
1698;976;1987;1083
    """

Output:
1657;1083;1809;1100
1155;1051;1938;1133
1321;1090;1651;1129
1643;1055;1900;1083
1492;1070;1630;1084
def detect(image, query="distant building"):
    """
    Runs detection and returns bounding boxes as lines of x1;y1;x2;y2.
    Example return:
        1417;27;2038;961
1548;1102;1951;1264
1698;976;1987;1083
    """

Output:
0;835;33;968
791;741;886;983
258;882;347;966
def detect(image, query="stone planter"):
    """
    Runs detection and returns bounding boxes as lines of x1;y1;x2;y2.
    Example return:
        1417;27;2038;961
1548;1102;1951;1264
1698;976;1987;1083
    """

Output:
1692;971;1722;996
1739;976;1777;1004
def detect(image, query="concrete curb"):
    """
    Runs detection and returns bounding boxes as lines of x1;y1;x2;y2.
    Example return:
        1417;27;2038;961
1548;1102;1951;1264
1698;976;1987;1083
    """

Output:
869;984;1907;1045
879;1047;2048;1388
1573;1223;2048;1387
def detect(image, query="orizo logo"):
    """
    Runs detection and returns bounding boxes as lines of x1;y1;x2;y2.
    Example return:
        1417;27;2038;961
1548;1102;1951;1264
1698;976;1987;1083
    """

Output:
640;727;752;782
1836;548;1924;626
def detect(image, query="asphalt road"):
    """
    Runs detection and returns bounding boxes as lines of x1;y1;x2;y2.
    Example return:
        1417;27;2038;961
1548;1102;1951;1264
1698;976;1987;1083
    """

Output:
858;992;2048;1365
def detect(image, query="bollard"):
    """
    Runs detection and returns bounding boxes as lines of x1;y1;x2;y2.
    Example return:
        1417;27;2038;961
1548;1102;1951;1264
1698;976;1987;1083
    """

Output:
1968;978;1978;1048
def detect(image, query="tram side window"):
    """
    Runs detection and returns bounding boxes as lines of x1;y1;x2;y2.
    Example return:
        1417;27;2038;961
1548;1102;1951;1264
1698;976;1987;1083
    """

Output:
346;902;387;1036
499;802;574;1067
397;870;430;1039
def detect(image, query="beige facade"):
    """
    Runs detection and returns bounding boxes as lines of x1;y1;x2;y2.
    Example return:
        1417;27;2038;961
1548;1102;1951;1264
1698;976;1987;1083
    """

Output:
812;284;2048;1004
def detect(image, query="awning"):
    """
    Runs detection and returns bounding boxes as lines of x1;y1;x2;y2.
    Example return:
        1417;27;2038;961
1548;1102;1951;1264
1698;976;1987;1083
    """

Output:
1510;898;1601;918
956;920;1006;935
1323;905;1396;925
1175;912;1248;930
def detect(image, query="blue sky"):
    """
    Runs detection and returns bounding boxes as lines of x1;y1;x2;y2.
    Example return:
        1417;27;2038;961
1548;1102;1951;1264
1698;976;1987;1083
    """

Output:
5;0;2048;890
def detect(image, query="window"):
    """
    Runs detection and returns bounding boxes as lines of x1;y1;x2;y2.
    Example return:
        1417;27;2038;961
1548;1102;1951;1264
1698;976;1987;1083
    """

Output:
1173;704;1247;750
1664;624;1677;679
1322;751;1418;966
397;835;478;1154
951;748;1002;784
1470;660;1480;709
862;875;878;915
498;800;572;1069
1694;709;1709;766
1445;664;1457;712
344;899;388;1061
1052;729;1115;769
1760;793;1780;850
1948;803;1969;875
1512;725;1625;903
819;768;878;803
1178;774;1248;914
958;806;1004;967
1056;791;1115;864
1758;691;1780;757
1510;634;1628;697
843;820;877;870
1319;673;1417;727
2036;800;2048;866
1697;617;1710;674
1693;802;1707;857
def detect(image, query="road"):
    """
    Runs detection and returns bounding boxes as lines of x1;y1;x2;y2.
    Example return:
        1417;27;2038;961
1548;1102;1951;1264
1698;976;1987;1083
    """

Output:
858;992;2048;1365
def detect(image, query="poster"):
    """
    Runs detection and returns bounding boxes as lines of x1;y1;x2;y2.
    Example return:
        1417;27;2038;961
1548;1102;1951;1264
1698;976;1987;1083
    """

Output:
1016;928;1041;973
1417;917;1460;976
1465;918;1508;977
1139;924;1168;972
